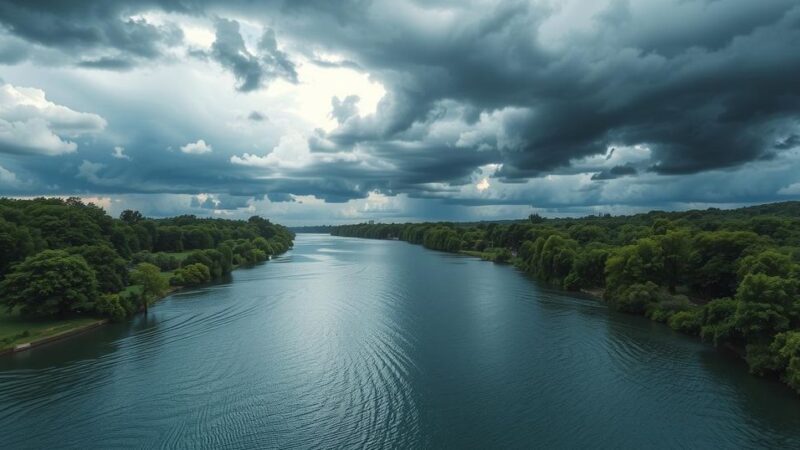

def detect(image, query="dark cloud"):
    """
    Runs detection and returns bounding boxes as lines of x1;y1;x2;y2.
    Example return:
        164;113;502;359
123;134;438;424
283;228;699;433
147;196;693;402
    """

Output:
775;134;800;150
208;18;297;92
330;95;360;124
0;32;28;63
308;57;362;71
266;192;295;203
591;164;637;181
3;0;800;219
271;0;800;183
77;56;136;70
0;1;183;66
257;28;298;82
248;111;267;121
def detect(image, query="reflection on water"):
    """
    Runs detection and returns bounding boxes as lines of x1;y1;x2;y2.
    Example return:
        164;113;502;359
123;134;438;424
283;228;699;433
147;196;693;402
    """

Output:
1;234;799;448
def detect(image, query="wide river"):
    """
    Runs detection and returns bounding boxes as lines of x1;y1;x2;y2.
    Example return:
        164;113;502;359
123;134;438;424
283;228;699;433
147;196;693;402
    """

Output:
1;234;799;448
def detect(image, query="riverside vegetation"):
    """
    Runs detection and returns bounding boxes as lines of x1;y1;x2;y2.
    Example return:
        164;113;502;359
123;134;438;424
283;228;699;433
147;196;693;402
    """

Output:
0;197;293;350
331;202;800;394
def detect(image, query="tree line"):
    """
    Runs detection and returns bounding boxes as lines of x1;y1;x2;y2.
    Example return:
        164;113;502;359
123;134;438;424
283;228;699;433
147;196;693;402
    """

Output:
0;197;294;322
331;202;800;394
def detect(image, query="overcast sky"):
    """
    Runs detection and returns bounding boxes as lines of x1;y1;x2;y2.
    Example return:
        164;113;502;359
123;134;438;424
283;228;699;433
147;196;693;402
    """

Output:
0;0;799;225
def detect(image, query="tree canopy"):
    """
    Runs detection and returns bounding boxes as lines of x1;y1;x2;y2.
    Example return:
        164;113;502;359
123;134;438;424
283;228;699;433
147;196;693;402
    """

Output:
0;197;294;321
0;250;98;317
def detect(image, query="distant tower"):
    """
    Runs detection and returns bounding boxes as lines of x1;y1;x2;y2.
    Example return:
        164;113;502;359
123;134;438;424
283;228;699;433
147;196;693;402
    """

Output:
368;220;375;225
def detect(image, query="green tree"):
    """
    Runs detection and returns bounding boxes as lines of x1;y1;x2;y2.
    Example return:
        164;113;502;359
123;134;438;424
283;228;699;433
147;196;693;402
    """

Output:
535;235;578;286
605;238;663;297
658;230;691;293
119;209;143;225
737;250;799;279
130;262;168;315
612;281;663;314
567;247;609;290
770;332;800;393
689;231;762;298
701;297;739;346
155;226;184;252
183;227;214;250
568;225;606;245
0;218;35;274
732;273;798;342
0;250;98;317
68;244;128;293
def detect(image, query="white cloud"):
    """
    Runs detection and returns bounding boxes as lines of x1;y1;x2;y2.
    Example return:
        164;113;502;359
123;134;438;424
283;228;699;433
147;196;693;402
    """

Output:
183;25;216;48
112;145;131;160
778;182;800;196
230;152;270;168
231;131;359;171
476;178;490;191
0;118;77;155
180;139;212;154
0;83;106;155
230;132;311;169
269;56;386;132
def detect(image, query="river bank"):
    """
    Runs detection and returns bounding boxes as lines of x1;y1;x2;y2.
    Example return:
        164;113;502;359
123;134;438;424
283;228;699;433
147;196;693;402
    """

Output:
457;245;767;388
0;258;279;355
336;228;800;396
0;285;180;355
0;317;108;356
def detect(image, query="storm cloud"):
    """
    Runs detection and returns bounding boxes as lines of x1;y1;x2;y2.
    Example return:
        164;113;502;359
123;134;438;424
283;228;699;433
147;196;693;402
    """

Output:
0;0;799;224
0;0;184;67
206;18;297;92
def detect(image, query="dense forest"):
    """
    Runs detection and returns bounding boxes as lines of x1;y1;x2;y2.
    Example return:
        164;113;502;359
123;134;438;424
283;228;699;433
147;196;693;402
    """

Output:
332;202;800;394
0;197;293;324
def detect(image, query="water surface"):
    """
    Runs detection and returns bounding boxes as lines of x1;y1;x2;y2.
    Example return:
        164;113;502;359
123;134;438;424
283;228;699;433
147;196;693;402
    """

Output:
1;234;799;448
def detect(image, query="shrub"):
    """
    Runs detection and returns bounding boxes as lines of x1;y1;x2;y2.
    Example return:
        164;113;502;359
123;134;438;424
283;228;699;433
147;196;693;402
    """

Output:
646;294;692;323
668;308;703;335
700;297;739;346
171;263;211;286
770;331;800;393
611;281;661;314
94;293;127;322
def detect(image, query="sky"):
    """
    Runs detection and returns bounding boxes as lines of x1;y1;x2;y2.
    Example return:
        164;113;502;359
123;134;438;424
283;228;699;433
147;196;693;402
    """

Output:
0;0;799;225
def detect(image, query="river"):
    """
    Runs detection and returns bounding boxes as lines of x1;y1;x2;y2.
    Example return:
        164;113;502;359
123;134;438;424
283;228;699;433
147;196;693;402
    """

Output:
1;234;799;448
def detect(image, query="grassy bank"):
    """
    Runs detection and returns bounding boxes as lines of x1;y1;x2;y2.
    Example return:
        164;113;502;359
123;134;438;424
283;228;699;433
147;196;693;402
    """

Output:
0;309;104;353
459;248;512;263
0;252;284;354
4;254;185;354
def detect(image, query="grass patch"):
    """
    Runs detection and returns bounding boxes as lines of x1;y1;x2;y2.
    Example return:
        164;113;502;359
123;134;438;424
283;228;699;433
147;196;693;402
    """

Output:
120;284;143;296
163;252;192;262
0;308;102;352
460;250;492;260
159;270;175;282
459;248;513;263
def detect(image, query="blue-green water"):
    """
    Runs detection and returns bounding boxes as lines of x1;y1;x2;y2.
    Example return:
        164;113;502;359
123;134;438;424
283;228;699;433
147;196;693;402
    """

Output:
1;234;799;448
